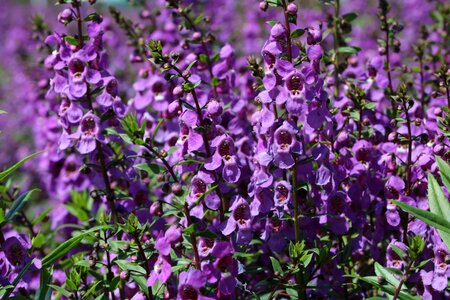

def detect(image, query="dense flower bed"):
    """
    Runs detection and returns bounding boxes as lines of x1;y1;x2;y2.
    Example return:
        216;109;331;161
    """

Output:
0;0;450;299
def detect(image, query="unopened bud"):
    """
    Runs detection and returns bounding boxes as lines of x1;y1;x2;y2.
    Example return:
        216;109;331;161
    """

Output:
287;3;297;14
171;183;183;195
259;1;268;11
58;9;74;25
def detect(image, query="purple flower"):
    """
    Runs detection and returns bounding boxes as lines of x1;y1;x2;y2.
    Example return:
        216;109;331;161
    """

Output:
274;180;291;207
2;234;31;268
221;196;252;241
147;255;171;286
67;57;100;99
352;140;373;162
96;76;118;107
204;135;241;183
386;240;407;269
187;171;220;211
177;270;211;300
75;111;106;154
273;120;302;169
385;176;405;199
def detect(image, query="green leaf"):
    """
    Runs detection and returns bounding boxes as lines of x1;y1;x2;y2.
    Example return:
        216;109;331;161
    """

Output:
0;151;42;182
342;12;358;22
364;102;377;110
393;200;450;235
131;274;149;297
32;207;53;226
64;36;79;46
41;225;111;268
0;110;7;114
32;233;46;248
183;223;196;235
374;262;400;287
186;60;197;71
36;268;53;300
82;281;101;299
135;163;165;175
150;119;164;144
291;29;305;38
435;156;450;193
115;260;147;276
301;253;313;267
427;172;450;249
355;276;419;300
3;189;40;225
337;46;361;54
84;13;101;22
266;0;282;7
47;285;71;298
270;256;283;275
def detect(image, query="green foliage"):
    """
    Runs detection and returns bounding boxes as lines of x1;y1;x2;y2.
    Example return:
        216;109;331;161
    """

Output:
1;189;40;227
41;225;113;268
0;151;42;182
395;156;450;250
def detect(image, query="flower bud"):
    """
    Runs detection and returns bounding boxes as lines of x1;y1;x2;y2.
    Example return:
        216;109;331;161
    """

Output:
388;132;397;142
89;0;96;4
150;202;162;216
287;3;297;14
192;32;202;40
378;46;386;55
120;270;130;281
139;69;149;78
140;9;151;19
58;9;74;25
362;117;371;126
171;183;183;196
207;99;222;116
173;85;184;98
434;107;443;117
259;1;268;11
182;70;191;78
168;101;181;118
307;27;322;45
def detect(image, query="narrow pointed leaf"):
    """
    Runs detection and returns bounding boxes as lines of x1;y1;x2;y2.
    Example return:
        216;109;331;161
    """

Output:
393;200;450;235
435;156;450;193
374;262;400;287
41;225;112;267
0;151;43;182
3;189;40;225
427;173;450;250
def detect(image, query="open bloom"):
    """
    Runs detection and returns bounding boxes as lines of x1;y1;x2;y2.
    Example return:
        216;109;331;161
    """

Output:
274;180;291;207
147;255;171;286
67;57;100;99
221;197;252;243
187;171;221;211
177;270;212;300
75;111;106;154
2;234;31;268
205;135;241;183
273;120;302;169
